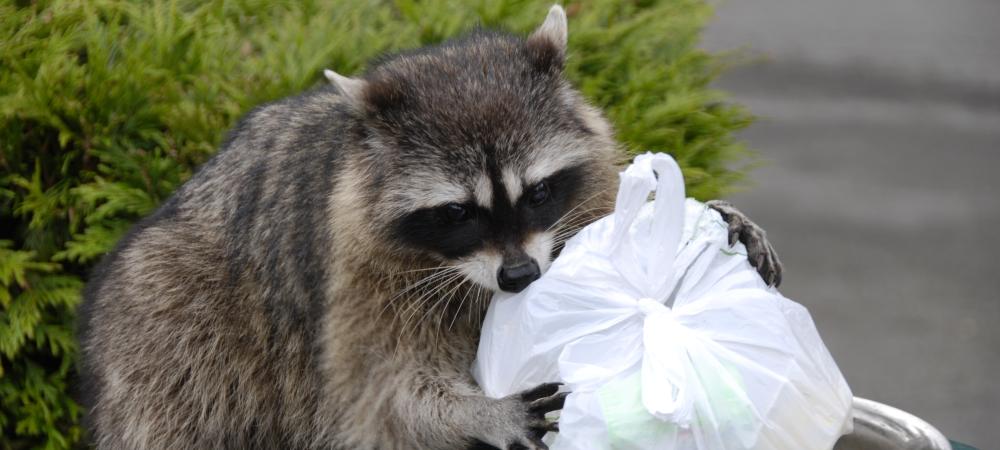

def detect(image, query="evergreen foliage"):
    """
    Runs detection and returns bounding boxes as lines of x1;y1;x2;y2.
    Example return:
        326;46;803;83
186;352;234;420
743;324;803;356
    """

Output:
0;0;751;447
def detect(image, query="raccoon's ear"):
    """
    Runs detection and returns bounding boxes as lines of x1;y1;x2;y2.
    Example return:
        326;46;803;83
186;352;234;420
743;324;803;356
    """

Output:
362;77;407;114
324;69;367;107
526;5;567;72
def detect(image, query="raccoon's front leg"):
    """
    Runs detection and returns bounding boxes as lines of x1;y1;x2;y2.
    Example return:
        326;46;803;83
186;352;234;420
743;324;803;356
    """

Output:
466;382;566;450
706;200;784;286
392;376;563;450
338;357;565;450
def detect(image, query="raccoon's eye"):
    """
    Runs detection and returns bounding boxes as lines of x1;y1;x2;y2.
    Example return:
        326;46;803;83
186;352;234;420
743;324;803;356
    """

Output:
441;203;472;223
528;181;550;207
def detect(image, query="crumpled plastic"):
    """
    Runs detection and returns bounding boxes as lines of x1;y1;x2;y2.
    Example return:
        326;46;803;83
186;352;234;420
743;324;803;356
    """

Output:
474;153;853;450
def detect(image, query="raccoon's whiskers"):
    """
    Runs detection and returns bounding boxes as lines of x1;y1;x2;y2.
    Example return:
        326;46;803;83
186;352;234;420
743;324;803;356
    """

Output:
550;205;613;246
395;272;462;332
387;266;459;304
547;206;612;247
394;271;464;348
391;273;465;360
394;265;457;276
428;279;470;348
391;277;458;360
553;204;611;232
471;286;488;328
413;275;467;337
552;227;585;247
448;282;474;332
546;189;609;233
377;267;459;323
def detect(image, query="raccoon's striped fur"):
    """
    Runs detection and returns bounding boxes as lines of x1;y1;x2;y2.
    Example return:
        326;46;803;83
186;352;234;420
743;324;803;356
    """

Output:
78;6;781;450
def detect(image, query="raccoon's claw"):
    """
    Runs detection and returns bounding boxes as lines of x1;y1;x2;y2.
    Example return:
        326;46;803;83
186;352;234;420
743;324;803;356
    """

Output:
706;200;784;287
513;382;565;449
527;391;569;415
473;382;565;450
520;382;562;403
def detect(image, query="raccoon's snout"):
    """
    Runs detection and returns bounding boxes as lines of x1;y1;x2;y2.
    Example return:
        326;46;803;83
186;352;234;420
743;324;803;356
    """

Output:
497;258;540;293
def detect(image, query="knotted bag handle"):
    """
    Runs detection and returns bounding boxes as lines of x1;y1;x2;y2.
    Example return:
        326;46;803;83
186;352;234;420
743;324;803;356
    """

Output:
604;153;699;425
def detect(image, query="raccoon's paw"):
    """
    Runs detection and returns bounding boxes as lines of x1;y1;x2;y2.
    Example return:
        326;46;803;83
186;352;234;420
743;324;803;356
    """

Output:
477;382;566;450
706;200;784;287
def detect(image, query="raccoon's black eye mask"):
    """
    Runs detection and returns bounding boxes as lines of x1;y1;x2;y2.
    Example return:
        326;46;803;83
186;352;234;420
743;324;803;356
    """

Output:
393;165;585;259
526;181;550;207
441;203;473;223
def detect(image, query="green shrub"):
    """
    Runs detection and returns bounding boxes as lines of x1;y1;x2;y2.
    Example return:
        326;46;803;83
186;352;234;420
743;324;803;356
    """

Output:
0;0;751;447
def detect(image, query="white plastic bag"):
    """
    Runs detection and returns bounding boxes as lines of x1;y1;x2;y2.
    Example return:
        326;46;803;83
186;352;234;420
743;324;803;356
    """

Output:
473;153;853;450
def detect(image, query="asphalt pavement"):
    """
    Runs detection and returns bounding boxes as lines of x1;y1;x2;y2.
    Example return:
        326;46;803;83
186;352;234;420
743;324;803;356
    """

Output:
701;0;1000;446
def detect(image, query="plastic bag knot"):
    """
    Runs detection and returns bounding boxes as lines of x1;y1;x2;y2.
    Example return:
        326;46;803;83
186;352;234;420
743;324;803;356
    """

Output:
636;297;670;317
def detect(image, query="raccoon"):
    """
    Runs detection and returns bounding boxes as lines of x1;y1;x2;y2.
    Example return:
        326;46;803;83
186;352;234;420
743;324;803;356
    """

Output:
78;6;781;450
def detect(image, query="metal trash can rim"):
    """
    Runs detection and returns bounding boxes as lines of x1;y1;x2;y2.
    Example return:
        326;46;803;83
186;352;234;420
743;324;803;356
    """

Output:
834;397;952;450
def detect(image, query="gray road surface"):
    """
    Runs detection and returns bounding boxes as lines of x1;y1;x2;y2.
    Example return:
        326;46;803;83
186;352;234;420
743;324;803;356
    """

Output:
701;0;1000;447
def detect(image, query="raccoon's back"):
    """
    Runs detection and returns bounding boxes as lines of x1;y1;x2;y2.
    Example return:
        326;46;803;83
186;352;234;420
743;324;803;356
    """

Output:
77;85;354;449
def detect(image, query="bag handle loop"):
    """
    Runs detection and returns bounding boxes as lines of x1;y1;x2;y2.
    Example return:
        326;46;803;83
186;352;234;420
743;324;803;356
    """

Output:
609;153;687;300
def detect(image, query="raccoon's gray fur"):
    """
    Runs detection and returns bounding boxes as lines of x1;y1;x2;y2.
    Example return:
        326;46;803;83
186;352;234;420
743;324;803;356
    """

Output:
78;6;781;450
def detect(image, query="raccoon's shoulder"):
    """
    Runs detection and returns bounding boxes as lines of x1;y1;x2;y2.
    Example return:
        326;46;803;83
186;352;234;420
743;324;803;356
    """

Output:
217;84;358;161
176;83;359;217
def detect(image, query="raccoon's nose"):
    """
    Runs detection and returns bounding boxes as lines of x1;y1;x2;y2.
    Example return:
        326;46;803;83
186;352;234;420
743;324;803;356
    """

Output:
497;259;541;293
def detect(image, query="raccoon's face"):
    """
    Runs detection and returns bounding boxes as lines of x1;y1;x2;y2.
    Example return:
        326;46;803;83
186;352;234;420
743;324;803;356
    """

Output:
333;6;618;293
385;139;597;293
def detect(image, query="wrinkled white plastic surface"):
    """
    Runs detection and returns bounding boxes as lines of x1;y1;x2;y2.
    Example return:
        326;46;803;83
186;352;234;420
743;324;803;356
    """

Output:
473;153;853;450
